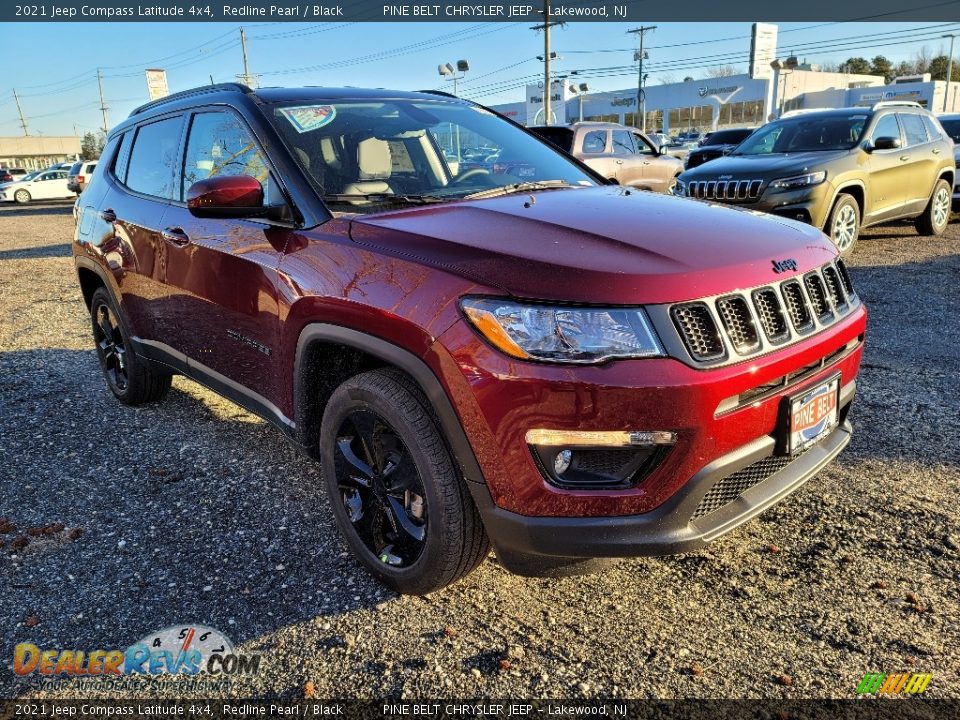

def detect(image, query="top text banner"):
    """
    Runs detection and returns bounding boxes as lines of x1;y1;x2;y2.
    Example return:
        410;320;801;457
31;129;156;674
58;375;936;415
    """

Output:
3;0;960;22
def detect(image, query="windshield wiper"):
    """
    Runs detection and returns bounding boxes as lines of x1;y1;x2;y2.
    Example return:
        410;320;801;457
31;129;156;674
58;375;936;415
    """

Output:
461;180;578;201
323;193;449;205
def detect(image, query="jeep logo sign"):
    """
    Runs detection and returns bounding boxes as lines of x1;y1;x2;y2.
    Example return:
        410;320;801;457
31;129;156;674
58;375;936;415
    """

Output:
771;258;799;273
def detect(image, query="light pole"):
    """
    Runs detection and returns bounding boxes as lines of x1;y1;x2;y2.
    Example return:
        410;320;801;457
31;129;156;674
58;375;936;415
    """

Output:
439;60;469;159
944;34;956;112
771;56;798;118
568;77;589;122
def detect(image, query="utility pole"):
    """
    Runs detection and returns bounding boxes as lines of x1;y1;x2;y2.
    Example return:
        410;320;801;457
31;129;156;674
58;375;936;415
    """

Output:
944;33;956;112
96;69;109;135
12;89;28;136
240;27;251;87
531;1;564;125
628;25;656;132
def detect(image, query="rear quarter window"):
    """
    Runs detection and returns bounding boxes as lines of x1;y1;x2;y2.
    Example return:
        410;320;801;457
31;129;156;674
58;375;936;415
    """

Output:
900;113;930;147
581;131;607;154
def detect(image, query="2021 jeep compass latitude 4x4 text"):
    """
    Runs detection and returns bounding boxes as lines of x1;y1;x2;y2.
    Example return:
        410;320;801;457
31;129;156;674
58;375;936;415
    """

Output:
74;84;867;594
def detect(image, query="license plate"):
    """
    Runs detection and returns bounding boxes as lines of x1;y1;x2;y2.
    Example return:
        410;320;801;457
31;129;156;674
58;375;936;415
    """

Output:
788;375;840;454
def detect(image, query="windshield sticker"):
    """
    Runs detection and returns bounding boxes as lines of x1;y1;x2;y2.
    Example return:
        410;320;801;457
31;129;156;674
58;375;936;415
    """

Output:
278;105;337;133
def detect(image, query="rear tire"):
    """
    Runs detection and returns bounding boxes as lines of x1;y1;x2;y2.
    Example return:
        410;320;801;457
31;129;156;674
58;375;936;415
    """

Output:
320;368;489;594
826;193;860;256
914;179;951;236
89;287;171;405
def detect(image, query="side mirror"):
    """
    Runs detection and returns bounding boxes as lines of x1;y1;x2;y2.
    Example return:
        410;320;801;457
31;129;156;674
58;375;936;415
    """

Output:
659;145;669;156
187;175;265;219
869;136;902;151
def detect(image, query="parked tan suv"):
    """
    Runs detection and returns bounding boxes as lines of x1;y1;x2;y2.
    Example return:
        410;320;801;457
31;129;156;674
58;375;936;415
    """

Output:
677;103;956;254
530;122;683;194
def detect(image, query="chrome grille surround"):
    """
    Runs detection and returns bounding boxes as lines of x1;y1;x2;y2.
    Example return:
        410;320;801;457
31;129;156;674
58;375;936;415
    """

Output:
686;178;763;202
661;260;860;368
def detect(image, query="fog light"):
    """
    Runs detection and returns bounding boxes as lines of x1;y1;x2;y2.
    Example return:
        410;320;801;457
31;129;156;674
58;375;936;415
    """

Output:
554;449;573;475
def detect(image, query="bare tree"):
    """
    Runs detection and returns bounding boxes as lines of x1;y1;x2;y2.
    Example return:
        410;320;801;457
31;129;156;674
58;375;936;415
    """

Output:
706;65;740;78
913;45;933;74
658;73;680;85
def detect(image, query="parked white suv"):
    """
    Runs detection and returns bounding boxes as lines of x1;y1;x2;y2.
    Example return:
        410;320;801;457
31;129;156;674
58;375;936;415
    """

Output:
67;160;99;195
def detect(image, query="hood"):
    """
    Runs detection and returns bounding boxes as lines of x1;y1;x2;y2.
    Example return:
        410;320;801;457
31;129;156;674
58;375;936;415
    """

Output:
681;150;848;179
347;186;835;305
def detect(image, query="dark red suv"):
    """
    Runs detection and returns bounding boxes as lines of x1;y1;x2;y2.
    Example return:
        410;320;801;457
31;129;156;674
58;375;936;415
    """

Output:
73;84;867;594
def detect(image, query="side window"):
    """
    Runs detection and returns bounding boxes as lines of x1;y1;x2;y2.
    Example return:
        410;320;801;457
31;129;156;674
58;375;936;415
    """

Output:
870;114;901;144
921;114;943;142
114;131;134;182
581;131;607;154
182;111;270;200
611;130;636;155
900;113;929;147
633;133;657;156
126;116;184;200
85;163;97;174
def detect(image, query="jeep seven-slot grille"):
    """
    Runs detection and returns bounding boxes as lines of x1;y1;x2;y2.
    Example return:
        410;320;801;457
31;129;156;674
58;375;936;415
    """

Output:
670;261;858;365
693;449;809;519
686;178;763;202
671;303;725;361
835;258;854;296
752;288;790;343
716;296;760;353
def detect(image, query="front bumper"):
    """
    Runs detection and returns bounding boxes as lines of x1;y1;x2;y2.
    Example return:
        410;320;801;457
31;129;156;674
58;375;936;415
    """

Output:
475;394;853;565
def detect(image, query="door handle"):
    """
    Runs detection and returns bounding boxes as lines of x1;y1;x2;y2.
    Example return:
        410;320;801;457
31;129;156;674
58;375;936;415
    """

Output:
932;148;941;154
899;156;910;162
162;227;190;246
615;160;624;165
99;209;117;222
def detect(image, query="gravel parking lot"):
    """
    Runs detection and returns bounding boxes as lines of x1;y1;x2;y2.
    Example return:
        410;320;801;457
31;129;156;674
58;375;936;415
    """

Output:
1;200;957;700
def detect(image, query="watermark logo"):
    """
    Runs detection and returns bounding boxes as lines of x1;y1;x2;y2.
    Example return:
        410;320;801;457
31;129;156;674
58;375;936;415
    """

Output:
856;672;932;696
14;624;261;678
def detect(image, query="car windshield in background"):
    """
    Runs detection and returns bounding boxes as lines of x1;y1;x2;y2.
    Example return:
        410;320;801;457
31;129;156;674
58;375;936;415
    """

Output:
266;99;596;212
733;115;867;155
704;129;754;145
938;117;960;142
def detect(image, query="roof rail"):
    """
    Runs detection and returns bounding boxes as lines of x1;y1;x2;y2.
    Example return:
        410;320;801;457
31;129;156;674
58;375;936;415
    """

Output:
131;82;253;116
871;100;923;110
779;108;836;118
416;89;459;99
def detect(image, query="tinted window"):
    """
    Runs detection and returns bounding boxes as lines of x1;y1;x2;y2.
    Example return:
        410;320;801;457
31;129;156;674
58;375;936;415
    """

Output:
84;163;97;174
900;114;929;146
938;117;960;142
870;114;901;143
922;115;944;142
705;128;753;145
530;127;574;152
611;130;636;155
182;111;271;199
126;116;183;200
114;131;134;182
69;162;82;175
581;131;607;153
734;115;867;154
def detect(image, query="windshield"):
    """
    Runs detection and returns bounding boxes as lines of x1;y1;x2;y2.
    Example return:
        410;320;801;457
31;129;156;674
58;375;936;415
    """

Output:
266;99;597;213
21;171;41;181
939;117;960;142
733;115;867;155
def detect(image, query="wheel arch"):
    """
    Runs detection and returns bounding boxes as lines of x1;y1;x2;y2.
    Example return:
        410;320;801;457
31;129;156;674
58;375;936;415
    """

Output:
293;324;486;488
826;182;865;228
77;265;107;309
937;168;954;188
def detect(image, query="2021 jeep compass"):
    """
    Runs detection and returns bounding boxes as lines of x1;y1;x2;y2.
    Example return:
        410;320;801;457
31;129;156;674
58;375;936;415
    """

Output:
73;84;867;594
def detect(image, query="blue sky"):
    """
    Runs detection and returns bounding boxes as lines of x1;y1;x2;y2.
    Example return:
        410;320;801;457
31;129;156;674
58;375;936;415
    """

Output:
1;20;958;136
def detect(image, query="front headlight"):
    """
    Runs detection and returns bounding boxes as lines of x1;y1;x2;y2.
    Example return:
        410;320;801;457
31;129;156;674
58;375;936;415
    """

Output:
768;171;827;190
672;179;686;196
460;298;664;363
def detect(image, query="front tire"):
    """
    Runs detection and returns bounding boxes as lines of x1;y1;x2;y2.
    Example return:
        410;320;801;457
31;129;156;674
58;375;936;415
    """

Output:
14;189;31;204
89;287;171;405
914;179;952;236
320;369;489;594
827;193;860;256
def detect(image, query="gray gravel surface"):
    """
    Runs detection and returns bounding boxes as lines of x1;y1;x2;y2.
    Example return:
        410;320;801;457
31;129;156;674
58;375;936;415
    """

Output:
0;201;958;699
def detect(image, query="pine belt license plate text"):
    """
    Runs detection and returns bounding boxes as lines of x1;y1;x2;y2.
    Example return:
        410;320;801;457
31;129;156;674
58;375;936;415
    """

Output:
789;375;840;454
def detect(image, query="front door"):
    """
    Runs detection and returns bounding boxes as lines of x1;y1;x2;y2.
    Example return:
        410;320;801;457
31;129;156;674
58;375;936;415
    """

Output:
864;113;907;222
160;109;287;406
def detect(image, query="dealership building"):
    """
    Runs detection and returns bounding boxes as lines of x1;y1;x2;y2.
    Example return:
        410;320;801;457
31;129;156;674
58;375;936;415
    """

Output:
0;136;81;170
488;23;960;132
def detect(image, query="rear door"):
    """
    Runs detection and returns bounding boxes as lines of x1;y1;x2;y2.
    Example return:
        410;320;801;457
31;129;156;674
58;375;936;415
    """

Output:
897;112;939;214
576;129;617;180
160;108;287;405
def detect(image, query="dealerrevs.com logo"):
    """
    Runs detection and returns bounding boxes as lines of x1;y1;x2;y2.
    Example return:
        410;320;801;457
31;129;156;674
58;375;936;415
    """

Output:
856;672;933;696
14;625;261;678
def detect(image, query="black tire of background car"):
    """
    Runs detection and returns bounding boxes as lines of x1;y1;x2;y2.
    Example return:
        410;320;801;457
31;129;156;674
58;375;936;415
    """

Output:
827;193;861;256
914;178;952;236
90;287;172;405
320;368;489;594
